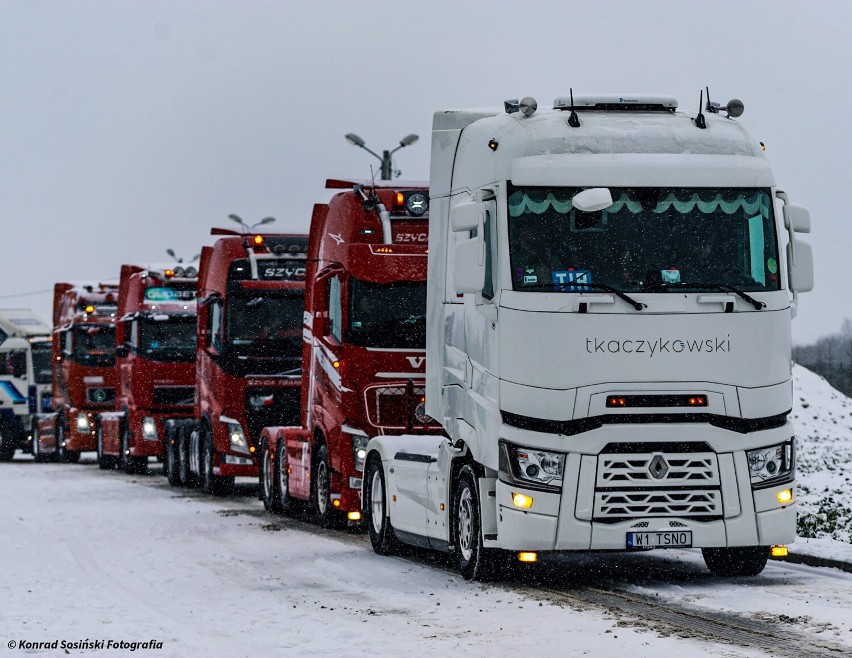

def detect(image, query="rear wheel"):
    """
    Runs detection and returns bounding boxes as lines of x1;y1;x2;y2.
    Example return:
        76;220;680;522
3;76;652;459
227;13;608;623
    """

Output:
261;440;282;513
364;455;401;556
202;426;234;496
702;546;769;577
32;424;48;463
453;465;505;582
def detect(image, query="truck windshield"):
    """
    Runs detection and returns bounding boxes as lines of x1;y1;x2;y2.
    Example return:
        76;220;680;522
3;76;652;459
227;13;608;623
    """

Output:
137;317;195;362
347;279;426;349
227;294;303;358
71;325;115;367
508;186;780;294
31;343;53;383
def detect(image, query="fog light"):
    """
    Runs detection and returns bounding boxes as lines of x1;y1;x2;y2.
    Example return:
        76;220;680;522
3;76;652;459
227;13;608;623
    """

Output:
777;489;793;504
771;545;788;557
348;511;361;521
518;552;538;563
512;492;534;509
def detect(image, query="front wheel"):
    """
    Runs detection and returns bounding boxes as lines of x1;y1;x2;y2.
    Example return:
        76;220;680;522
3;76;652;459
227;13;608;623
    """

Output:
56;423;80;464
261;441;282;513
452;465;504;581
202;426;234;496
364;455;401;556
312;444;345;528
702;546;769;577
121;425;147;475
0;423;17;461
164;427;181;486
96;425;115;470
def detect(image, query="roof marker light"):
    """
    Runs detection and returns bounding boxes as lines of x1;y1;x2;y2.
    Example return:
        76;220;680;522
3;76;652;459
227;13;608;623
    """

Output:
254;235;264;246
85;305;95;313
164;269;175;278
396;192;405;207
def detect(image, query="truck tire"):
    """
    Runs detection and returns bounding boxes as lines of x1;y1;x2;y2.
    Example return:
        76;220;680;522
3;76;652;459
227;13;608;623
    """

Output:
312;443;345;528
452;465;504;582
96;424;116;470
164;427;181;486
364;455;401;556
260;440;282;513
177;429;197;488
702;546;769;577
0;423;16;461
276;439;296;515
201;425;234;496
32;424;48;463
56;422;80;464
121;425;147;475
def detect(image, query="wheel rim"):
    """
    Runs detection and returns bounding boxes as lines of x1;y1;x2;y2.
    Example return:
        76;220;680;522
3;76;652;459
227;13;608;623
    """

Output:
458;486;474;562
370;468;384;535
262;448;273;500
277;447;288;501
316;459;329;515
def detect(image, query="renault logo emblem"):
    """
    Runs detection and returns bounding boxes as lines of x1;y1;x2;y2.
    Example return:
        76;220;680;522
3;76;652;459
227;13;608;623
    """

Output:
649;454;669;480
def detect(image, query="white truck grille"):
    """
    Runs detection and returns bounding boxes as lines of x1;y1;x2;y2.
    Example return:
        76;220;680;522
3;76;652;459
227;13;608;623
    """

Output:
595;490;723;519
594;451;722;521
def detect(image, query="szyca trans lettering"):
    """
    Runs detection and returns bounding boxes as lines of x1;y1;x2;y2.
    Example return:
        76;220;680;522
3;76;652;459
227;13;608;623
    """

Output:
585;335;732;357
13;639;163;651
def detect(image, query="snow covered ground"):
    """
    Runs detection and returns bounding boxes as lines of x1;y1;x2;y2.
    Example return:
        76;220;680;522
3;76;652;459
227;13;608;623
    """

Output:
790;364;852;562
1;364;850;657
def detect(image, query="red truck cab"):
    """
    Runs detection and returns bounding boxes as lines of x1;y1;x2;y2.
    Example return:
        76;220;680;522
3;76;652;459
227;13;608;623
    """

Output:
96;265;197;474
34;283;118;463
169;231;306;495
260;180;441;525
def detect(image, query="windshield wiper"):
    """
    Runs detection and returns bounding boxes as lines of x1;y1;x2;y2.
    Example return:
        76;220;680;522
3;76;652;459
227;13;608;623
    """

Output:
518;282;646;311
657;282;765;310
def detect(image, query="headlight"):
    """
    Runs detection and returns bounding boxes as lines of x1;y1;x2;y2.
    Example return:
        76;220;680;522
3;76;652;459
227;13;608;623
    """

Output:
141;417;158;441
76;413;90;432
227;422;250;454
349;433;369;472
505;442;565;490
747;439;794;487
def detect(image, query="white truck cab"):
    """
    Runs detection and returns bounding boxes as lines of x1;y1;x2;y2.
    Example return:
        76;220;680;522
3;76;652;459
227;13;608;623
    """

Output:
0;309;52;460
363;93;813;580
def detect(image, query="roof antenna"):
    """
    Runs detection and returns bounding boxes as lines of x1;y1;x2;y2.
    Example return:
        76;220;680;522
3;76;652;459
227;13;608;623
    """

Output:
694;89;707;129
567;88;581;128
705;86;721;114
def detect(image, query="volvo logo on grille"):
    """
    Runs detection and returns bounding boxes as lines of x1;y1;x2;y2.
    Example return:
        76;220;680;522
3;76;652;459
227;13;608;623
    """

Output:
649;454;669;480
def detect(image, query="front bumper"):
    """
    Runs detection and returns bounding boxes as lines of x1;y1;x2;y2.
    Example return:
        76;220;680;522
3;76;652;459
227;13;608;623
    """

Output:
492;422;797;551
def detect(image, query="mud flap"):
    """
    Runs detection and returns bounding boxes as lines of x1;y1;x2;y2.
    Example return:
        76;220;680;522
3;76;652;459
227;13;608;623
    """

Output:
478;476;498;547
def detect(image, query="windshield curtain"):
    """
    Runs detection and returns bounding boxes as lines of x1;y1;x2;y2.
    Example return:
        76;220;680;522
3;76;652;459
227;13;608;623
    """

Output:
226;294;303;359
507;186;780;294
71;325;115;366
347;279;426;349
31;344;53;383
137;318;196;362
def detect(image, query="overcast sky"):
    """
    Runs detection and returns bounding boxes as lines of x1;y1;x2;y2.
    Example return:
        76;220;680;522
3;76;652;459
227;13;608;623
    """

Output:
1;1;849;343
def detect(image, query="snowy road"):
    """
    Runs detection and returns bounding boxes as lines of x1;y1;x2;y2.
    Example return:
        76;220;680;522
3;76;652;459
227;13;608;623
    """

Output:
2;458;851;657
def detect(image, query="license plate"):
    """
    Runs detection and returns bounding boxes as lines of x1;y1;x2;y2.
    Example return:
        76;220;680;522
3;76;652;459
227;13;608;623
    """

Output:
626;530;692;549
